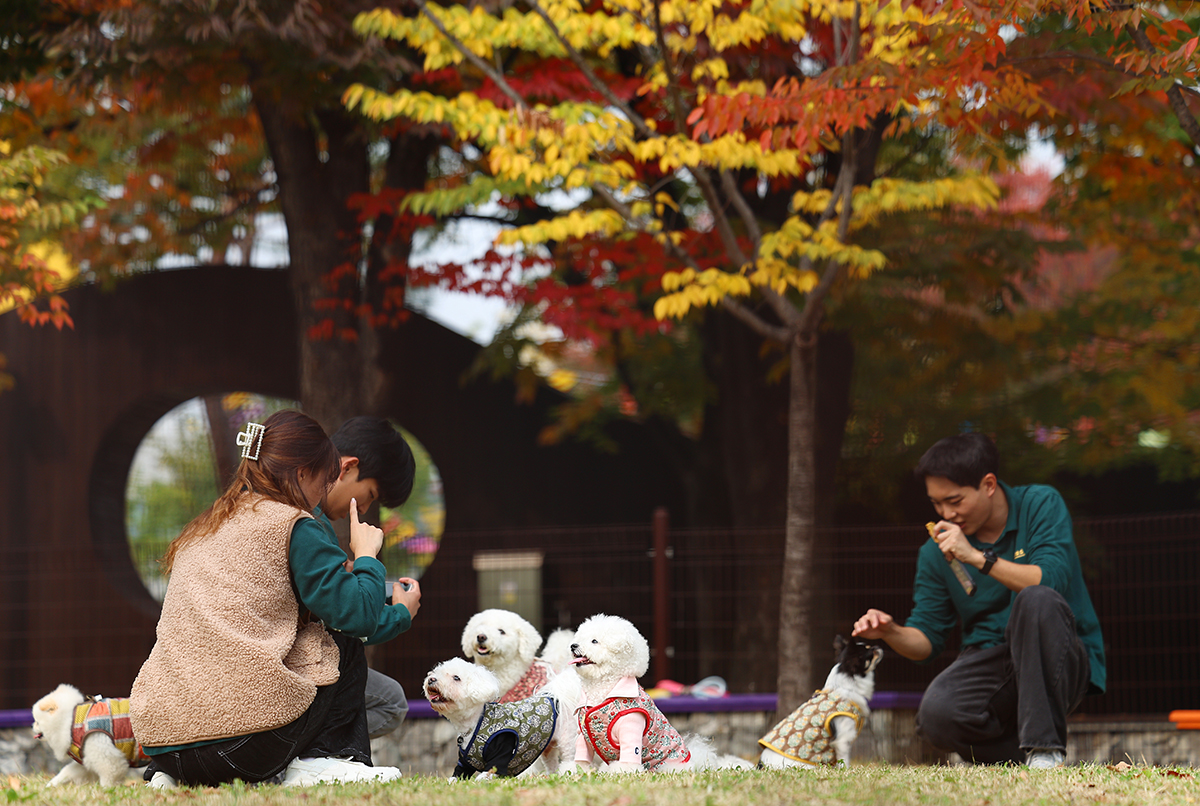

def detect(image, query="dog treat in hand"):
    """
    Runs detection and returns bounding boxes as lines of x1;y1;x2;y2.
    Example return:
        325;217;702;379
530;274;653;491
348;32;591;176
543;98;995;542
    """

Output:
926;522;977;596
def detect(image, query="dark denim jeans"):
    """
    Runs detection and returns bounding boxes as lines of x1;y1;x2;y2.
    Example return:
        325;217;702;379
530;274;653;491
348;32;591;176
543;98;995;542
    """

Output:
144;629;372;786
915;585;1091;763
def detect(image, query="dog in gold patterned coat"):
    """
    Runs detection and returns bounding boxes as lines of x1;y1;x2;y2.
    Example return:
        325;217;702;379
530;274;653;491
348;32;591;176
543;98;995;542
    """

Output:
758;636;884;768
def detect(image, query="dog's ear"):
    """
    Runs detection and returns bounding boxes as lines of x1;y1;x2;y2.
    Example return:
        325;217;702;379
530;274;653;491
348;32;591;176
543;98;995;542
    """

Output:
834;634;847;655
461;617;479;659
38;700;58;714
517;617;542;663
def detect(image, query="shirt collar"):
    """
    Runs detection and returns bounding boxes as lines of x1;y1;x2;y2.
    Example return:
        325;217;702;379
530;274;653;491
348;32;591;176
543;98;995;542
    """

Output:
996;480;1019;544
606;676;641;698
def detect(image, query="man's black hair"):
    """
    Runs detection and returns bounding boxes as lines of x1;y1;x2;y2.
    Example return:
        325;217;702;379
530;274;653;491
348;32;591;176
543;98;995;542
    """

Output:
914;432;999;489
331;416;416;508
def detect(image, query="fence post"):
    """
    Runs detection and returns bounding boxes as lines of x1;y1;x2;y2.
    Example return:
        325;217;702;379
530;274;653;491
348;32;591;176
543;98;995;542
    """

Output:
652;506;671;684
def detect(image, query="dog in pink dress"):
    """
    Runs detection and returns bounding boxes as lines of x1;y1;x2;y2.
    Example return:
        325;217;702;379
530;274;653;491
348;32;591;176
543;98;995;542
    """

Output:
569;614;749;773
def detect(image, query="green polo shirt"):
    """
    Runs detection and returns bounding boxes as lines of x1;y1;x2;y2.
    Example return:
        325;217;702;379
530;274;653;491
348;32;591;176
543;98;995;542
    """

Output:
289;507;411;646
904;481;1106;694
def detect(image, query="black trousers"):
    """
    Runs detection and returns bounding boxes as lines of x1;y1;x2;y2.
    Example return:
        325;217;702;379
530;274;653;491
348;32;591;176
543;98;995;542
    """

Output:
145;629;373;786
915;585;1091;764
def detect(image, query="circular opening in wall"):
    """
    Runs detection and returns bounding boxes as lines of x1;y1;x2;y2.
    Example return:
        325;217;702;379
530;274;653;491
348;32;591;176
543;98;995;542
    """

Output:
124;393;444;601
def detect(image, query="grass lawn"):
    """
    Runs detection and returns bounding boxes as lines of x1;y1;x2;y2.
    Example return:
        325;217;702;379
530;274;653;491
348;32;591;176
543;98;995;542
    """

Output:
7;763;1198;806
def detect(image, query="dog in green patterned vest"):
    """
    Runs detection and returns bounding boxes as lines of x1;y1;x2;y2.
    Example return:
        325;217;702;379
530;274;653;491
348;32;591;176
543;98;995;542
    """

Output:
424;657;582;779
759;636;884;768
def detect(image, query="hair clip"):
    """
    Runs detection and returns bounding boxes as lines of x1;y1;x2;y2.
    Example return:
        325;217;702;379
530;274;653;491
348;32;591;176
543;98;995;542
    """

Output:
236;422;265;461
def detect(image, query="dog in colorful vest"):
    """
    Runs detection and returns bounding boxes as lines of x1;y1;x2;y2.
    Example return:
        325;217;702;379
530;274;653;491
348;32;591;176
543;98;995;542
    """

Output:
32;683;149;786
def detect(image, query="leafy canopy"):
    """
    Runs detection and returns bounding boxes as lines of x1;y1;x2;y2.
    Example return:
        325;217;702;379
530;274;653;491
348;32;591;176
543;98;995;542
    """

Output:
344;0;1039;347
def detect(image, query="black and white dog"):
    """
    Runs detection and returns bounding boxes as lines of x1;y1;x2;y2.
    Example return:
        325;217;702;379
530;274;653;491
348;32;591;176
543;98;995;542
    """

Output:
758;636;884;768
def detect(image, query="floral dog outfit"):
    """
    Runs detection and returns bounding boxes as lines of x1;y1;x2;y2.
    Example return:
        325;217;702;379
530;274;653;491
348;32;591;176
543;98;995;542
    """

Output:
757;689;864;766
576;676;690;770
498;660;554;703
457;696;558;776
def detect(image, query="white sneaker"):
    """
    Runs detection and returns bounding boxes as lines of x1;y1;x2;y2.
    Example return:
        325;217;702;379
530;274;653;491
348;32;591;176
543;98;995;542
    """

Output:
1026;748;1066;769
280;756;402;786
146;771;178;789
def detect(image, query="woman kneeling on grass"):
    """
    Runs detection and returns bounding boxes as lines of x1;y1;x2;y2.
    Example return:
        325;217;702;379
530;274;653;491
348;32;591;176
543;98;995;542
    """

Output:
130;410;402;788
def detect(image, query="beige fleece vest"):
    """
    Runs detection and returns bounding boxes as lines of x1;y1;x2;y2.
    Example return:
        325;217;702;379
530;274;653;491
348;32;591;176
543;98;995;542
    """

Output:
130;496;340;746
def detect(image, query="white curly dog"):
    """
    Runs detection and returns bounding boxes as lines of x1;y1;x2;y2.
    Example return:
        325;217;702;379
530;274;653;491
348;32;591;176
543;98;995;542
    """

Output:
423;656;581;779
569;613;751;773
461;608;573;702
31;683;149;786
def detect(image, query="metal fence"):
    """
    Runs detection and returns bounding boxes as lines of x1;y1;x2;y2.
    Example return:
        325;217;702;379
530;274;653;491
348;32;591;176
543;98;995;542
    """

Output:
383;510;1200;716
5;510;1198;716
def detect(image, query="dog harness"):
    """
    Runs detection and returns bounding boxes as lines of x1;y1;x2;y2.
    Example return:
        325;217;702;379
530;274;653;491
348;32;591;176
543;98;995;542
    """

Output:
69;696;150;767
757;689;865;766
576;677;690;770
458;696;559;776
498;660;554;703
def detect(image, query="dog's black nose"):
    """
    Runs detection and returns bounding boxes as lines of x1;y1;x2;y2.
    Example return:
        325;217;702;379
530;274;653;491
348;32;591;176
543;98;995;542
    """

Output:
477;634;487;644
570;643;579;652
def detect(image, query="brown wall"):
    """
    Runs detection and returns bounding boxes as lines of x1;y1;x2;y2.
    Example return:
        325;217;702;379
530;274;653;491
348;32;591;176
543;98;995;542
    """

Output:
0;267;684;709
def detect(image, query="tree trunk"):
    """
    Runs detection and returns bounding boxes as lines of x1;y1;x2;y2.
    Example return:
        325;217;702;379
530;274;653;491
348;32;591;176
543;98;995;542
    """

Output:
254;98;375;433
775;328;818;719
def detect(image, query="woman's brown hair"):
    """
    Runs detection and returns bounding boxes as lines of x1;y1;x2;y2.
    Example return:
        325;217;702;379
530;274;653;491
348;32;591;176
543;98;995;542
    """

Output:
160;409;341;573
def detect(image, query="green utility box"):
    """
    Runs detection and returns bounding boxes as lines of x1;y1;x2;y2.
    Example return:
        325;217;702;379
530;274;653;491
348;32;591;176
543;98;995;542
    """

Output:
473;550;544;626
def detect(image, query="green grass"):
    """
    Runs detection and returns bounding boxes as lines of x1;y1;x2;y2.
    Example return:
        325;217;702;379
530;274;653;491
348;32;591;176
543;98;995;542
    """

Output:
8;764;1199;806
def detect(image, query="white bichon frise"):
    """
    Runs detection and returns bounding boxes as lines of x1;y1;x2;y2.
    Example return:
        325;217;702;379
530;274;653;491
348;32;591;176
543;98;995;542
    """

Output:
569;614;751;773
758;635;884;768
461;609;571;702
423;656;581;779
31;684;150;786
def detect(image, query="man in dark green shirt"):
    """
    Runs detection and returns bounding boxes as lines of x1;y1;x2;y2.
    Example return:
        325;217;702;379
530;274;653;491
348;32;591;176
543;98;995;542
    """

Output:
853;433;1105;768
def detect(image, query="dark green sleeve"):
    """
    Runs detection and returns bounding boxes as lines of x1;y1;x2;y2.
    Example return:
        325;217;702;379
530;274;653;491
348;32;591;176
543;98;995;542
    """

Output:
903;541;958;662
1016;486;1074;592
289;515;410;642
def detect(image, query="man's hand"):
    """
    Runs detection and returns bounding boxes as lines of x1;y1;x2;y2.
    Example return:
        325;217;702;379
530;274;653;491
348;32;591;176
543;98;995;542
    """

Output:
852;608;933;662
392;578;421;618
348;497;384;560
852;608;896;640
929;520;984;567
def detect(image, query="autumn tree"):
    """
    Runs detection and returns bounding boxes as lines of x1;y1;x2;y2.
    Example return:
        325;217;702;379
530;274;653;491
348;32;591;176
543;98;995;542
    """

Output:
3;0;440;431
0;140;101;391
345;0;1059;707
836;4;1200;505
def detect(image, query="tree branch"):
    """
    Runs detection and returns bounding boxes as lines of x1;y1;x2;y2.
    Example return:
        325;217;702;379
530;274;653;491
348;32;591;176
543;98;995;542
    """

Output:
720;295;791;342
413;0;527;109
1124;22;1200;150
592;184;789;342
524;0;654;140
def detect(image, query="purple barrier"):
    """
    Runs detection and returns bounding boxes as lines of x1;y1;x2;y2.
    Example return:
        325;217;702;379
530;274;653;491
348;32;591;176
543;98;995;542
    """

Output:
1;709;30;729
1;693;923;728
404;691;922;719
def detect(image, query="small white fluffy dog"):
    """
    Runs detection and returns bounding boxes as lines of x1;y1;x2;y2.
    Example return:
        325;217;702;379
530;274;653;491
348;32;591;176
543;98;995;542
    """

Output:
31;684;149;786
461;609;567;702
423;656;581;779
570;614;750;773
758;635;884;768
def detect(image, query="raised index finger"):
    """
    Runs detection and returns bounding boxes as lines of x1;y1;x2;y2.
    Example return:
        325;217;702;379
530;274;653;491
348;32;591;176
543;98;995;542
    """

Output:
350;498;359;526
